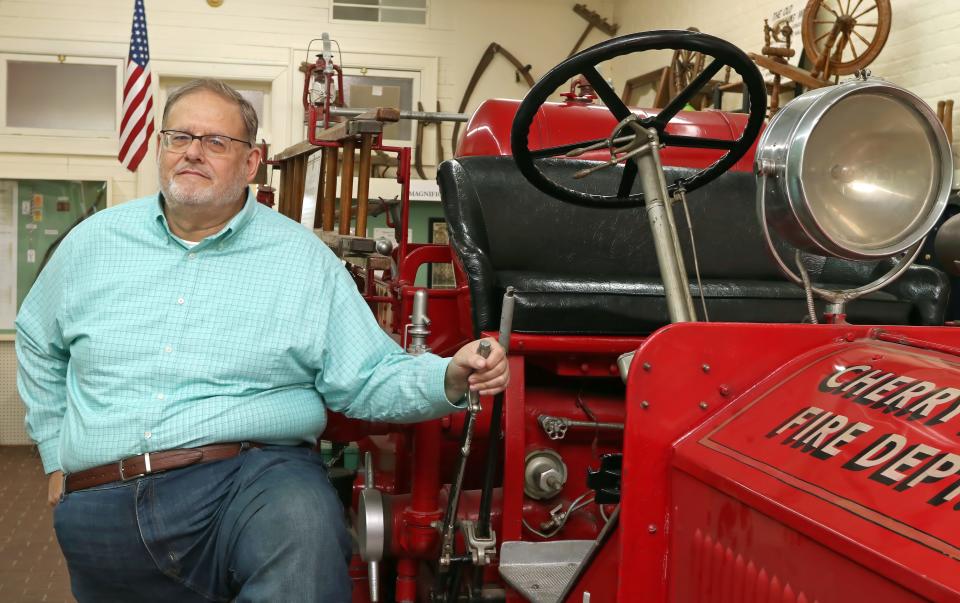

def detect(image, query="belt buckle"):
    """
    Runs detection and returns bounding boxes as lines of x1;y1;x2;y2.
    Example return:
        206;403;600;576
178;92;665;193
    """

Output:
119;453;151;481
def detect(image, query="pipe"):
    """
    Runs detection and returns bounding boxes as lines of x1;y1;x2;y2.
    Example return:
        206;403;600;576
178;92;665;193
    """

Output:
399;290;439;600
411;422;442;513
476;288;515;539
330;106;470;123
634;129;696;323
396;558;418;603
390;490;504;558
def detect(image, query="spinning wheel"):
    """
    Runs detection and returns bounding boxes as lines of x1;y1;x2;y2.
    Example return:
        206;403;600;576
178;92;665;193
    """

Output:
669;28;706;97
802;0;891;80
511;30;766;208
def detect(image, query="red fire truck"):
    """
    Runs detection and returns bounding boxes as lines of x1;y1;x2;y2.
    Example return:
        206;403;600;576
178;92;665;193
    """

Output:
288;29;960;603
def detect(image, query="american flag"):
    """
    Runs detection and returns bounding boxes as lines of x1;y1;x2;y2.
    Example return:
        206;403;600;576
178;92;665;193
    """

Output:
118;0;154;171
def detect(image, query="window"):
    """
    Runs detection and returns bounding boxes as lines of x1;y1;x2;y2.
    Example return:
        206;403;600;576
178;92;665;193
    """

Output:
341;72;417;142
332;0;427;25
1;57;119;135
162;80;270;143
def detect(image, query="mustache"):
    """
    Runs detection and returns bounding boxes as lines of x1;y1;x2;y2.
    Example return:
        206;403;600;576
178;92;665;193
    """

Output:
175;167;212;178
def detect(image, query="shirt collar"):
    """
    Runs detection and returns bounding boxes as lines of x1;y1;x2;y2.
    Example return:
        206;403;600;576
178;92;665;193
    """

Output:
153;188;257;247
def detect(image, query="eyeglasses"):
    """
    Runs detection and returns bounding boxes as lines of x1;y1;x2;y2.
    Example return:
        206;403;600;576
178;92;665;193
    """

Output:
159;130;252;155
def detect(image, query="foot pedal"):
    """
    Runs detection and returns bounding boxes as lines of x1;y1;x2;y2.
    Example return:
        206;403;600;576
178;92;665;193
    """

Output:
498;540;593;602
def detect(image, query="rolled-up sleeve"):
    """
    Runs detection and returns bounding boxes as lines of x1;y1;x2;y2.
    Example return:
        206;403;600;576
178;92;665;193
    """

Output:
15;238;74;474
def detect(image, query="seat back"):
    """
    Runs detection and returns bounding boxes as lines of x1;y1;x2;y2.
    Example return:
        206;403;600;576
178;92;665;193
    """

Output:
438;156;949;335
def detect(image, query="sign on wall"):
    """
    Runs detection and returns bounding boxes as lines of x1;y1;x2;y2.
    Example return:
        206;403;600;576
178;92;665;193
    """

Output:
0;179;107;331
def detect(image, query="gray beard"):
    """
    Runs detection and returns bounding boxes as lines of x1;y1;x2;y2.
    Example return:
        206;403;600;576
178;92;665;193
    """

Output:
160;168;249;208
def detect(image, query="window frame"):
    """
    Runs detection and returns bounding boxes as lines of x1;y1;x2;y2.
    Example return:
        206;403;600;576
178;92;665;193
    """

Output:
0;54;123;152
329;0;429;26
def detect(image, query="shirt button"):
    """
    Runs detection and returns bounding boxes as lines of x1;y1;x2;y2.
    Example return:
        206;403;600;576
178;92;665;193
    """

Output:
156;393;165;400
144;431;152;439
164;345;173;353
177;297;185;305
188;252;197;260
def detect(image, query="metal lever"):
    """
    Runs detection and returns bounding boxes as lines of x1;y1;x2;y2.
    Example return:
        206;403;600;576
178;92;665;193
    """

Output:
571;116;652;179
469;287;516;596
565;134;632;158
438;340;493;570
466;340;492;413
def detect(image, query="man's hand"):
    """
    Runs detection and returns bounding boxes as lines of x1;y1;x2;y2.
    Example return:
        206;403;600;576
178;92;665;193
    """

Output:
48;470;63;508
444;337;509;402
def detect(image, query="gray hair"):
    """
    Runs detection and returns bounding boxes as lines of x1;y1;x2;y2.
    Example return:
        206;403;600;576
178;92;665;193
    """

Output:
162;78;258;143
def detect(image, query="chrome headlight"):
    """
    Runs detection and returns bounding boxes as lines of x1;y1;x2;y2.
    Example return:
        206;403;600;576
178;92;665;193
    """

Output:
756;78;953;261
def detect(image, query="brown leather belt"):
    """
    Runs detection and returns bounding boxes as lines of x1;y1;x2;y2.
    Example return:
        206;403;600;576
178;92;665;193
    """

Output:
64;442;263;493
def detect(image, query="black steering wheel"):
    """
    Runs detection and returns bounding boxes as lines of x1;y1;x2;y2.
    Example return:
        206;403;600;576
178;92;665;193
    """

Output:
511;30;767;207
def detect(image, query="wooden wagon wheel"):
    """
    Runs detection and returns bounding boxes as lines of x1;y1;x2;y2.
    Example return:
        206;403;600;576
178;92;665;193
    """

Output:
669;27;706;97
802;0;891;80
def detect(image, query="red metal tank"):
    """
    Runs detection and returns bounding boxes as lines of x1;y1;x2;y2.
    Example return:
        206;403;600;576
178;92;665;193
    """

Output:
456;98;759;172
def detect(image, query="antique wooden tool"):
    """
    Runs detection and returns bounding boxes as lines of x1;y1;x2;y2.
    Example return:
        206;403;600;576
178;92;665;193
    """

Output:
669;28;706;102
569;3;619;57
414;101;444;180
750;0;891;95
312;107;400;237
619;27;728;109
320;145;338;230
274;107;399;240
620;67;669;107
326;105;465;180
802;0;891;81
761;18;796;116
451;43;534;152
339;137;356;235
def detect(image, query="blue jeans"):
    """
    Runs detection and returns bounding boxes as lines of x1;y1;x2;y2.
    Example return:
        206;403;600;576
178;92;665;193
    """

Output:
53;445;352;602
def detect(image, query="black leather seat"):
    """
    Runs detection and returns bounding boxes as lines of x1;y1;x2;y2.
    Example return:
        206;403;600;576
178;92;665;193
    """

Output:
438;156;950;336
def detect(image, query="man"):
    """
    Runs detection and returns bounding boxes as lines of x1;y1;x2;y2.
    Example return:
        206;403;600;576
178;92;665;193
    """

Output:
16;78;508;602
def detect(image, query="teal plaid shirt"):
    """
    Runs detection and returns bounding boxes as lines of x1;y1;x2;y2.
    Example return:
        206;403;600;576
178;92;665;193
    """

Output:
16;192;458;474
